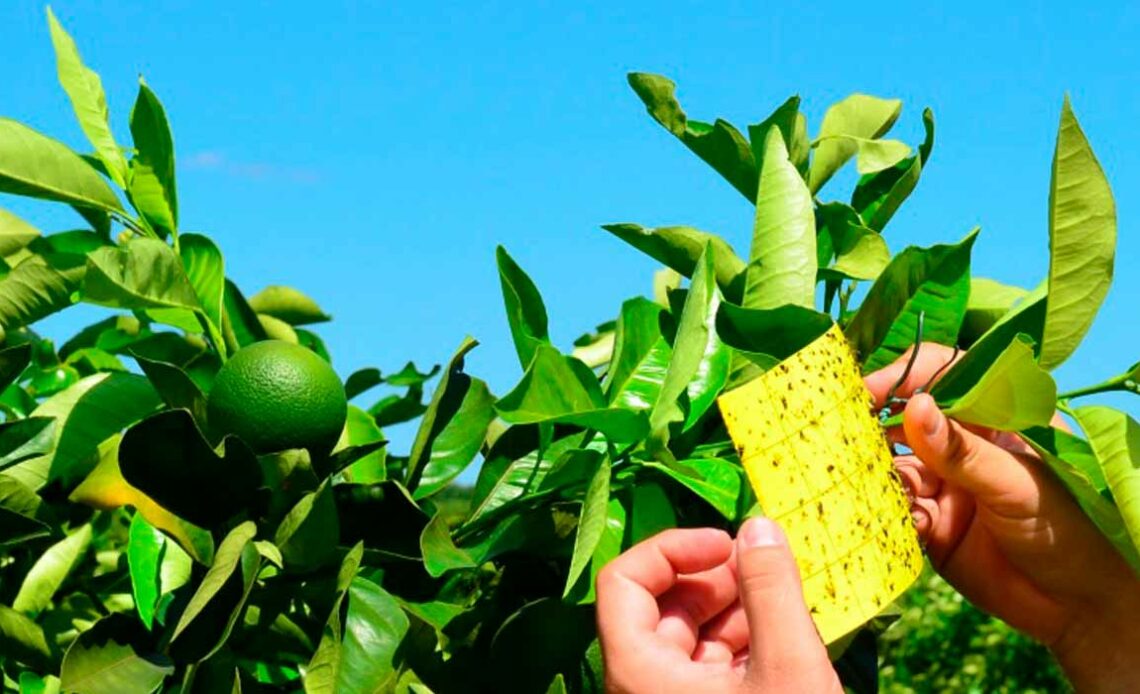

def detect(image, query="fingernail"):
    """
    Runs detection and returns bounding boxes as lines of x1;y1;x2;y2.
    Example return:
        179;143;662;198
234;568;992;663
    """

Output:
738;518;784;548
911;509;928;530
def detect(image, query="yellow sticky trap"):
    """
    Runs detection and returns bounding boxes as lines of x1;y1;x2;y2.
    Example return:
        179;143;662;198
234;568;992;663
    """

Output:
717;324;923;644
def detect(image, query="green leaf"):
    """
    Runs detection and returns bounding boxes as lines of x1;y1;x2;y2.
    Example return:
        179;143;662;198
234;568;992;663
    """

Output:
932;284;1047;403
0;605;52;670
743;127;816;310
171;521;257;642
1073;407;1140;559
60;613;173;694
17;672;61;694
600;224;746;302
0;119;122;212
0;344;32;392
179;234;225;346
127;78;178;232
413;375;494;498
1039;97;1116;371
0;253;86;330
0;475;53;546
563;453;610;597
960;278;1030;347
0;418;57;473
496;345;649;442
846;229;978;373
221;279;267;351
603;298;672;410
747;96;808;176
809;94;902;193
1022;425;1107;494
940;335;1056;431
627;73;757;201
816;203;891;282
12;523;92;615
327;578;410;694
119;409;262;528
650;246;728;440
420;512;476;578
4;373;161;490
82;239;202;316
127;513;163;629
466;427;584;526
275;481;340;573
852;108;935;232
344;368;383;401
488;598;597;694
133;353;208;426
405;337;493;495
335;405;387;484
386;362;441;386
630;482;676;543
496;246;551;370
248;285;331;326
643;458;743;520
1023;427;1140;572
716;302;834;360
45;8;128;188
815;136;910;175
0;208;41;260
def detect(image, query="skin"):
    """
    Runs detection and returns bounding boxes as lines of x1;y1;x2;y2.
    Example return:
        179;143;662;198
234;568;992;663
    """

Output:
596;344;1140;693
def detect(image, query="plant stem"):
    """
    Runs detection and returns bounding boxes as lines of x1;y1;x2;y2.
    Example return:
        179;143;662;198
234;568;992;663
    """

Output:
1057;373;1130;401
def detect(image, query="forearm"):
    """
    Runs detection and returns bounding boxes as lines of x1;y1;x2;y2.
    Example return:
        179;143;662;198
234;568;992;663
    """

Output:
1050;585;1140;693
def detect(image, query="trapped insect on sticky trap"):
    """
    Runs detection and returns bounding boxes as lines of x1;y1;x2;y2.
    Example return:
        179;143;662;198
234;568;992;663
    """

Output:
717;323;924;645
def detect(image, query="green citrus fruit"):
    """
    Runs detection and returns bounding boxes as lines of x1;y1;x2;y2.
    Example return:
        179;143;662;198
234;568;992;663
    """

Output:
207;340;347;455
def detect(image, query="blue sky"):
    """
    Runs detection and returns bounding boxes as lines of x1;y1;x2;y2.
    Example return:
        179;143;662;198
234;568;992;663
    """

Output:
1;2;1139;454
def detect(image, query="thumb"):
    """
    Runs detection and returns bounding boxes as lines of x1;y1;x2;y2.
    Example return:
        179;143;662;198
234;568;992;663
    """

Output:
903;394;1038;510
735;518;831;687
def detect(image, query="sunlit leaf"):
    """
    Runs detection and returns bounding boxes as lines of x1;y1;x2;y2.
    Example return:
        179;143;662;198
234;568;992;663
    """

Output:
496;247;550;370
249;285;331;326
940;335;1056;431
809;94;902;193
127;78;178;233
1039;98;1116;371
0;119;122;212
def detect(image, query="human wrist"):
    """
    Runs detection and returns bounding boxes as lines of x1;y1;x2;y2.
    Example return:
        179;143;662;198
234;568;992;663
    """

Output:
1049;575;1140;692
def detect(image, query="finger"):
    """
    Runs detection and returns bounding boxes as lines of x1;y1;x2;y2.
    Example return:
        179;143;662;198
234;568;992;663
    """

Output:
596;528;732;647
864;343;962;408
656;563;740;653
697;603;749;657
734;518;831;687
895;455;942;498
910;495;939;539
902;395;1038;515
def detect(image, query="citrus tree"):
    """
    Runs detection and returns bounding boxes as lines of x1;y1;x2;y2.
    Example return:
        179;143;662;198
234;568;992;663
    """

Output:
0;9;1135;693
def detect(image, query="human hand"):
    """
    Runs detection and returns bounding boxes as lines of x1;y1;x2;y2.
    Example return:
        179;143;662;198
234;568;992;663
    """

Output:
866;345;1140;689
595;518;841;693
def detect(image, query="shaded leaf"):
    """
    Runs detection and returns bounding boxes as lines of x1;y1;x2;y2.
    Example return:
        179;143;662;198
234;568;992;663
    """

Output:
0;605;52;670
0;418;57;473
171;521;257;642
133;353;207;426
961;278;1030;348
275;482;340;573
344;368;383;401
716;302;834;360
0;475;53;546
68;435;214;564
119;409;262;528
0;208;41;261
221;279;267;352
0;253;86;330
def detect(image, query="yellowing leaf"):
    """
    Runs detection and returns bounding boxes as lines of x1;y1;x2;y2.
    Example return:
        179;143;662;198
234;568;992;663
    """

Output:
69;436;214;564
717;324;922;644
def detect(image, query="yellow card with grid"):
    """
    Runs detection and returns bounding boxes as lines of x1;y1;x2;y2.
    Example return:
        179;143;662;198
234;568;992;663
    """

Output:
717;323;923;644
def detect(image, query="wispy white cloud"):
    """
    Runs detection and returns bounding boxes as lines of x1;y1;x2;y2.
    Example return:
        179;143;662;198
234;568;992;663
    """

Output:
183;150;319;184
